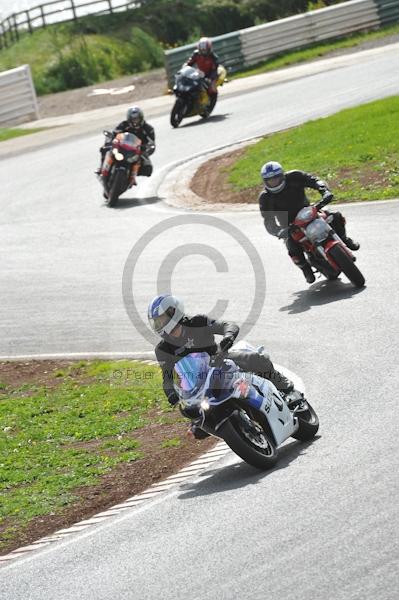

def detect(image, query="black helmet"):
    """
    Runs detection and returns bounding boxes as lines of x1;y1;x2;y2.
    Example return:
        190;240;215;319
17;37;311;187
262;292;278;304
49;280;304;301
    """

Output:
126;106;144;128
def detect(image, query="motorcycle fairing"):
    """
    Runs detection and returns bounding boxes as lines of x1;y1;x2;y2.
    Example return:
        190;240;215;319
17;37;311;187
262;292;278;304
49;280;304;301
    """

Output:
249;375;298;445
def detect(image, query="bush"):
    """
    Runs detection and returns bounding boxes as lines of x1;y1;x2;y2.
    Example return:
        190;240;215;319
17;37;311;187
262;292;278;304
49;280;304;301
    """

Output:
198;1;254;36
244;0;309;22
124;26;164;72
36;28;163;94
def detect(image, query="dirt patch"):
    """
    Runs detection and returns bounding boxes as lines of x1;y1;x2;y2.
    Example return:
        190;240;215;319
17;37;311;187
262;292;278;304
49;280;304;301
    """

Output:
191;147;259;205
38;69;168;118
0;360;75;389
0;360;216;555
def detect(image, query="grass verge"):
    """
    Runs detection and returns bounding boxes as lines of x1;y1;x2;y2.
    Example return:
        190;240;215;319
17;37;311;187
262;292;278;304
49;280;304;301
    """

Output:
0;128;43;142
0;359;210;554
226;95;399;203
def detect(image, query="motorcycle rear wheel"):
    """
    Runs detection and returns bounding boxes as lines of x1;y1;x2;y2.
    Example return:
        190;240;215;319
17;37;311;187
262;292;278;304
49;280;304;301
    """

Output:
291;399;319;441
171;99;185;128
107;169;127;207
328;244;365;288
219;410;278;470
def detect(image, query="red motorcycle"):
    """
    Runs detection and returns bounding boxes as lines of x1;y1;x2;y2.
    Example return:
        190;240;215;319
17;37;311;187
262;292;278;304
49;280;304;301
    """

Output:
288;196;365;288
100;131;142;207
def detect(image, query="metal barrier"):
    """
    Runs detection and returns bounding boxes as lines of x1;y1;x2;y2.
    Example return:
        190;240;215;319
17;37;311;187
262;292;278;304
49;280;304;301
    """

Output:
375;0;399;25
165;0;396;81
0;65;39;126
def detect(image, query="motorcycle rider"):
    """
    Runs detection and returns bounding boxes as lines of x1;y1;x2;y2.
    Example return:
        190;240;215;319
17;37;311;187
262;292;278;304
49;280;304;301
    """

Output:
185;37;219;105
97;106;155;188
259;161;360;284
148;294;295;439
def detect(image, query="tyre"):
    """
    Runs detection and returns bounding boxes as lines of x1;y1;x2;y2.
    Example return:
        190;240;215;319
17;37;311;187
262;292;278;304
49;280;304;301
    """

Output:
171;99;185;128
328;244;365;288
200;94;217;119
219;410;278;470
107;169;127;208
292;399;319;441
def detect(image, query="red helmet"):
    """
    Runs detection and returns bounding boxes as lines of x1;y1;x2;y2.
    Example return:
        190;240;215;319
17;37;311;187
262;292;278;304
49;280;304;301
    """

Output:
198;37;212;55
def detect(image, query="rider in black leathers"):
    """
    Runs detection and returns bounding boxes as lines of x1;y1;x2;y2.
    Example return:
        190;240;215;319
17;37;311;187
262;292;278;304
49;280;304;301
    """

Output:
98;106;155;179
259;161;359;283
148;294;295;439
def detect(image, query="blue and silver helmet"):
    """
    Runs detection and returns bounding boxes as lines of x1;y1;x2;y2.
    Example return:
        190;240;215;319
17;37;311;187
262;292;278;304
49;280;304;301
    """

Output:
148;294;185;337
260;161;286;193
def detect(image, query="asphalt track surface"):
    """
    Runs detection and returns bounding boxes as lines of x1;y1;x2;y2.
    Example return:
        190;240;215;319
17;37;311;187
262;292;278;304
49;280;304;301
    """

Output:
1;46;399;598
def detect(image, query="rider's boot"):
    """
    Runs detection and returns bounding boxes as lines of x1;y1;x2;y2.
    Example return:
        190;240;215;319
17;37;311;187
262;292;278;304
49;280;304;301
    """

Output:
343;237;360;251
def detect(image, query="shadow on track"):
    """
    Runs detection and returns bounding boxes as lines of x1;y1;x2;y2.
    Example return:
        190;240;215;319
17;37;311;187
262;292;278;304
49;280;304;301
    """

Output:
105;196;161;210
178;437;319;500
179;113;230;128
280;278;366;315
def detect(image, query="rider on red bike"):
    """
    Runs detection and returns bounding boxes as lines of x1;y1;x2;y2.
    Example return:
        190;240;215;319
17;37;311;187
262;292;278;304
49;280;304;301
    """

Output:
259;161;359;283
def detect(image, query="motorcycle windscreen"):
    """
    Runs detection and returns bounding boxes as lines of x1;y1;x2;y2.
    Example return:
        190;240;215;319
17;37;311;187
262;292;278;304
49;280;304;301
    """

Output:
117;132;141;150
173;352;210;400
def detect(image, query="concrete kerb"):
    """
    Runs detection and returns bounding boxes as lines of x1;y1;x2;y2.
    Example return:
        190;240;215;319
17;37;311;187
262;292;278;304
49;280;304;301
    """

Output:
158;137;262;212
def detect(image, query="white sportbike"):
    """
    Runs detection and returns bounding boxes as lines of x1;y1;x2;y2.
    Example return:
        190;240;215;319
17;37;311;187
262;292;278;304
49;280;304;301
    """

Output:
173;342;319;469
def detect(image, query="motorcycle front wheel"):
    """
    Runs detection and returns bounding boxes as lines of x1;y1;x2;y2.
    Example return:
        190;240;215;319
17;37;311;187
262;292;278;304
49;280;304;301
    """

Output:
107;169;128;207
171;99;185;128
219;410;278;470
328;244;365;288
291;399;319;441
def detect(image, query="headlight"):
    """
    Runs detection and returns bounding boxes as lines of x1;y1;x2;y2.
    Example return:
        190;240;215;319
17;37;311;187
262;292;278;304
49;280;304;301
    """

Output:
113;149;124;161
200;399;210;411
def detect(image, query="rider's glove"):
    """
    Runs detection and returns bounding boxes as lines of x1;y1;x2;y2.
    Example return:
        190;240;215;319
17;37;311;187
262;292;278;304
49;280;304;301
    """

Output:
277;228;289;239
322;191;334;203
219;335;235;353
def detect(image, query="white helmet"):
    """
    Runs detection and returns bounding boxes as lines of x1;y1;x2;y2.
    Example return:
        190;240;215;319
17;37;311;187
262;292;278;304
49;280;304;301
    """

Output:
198;37;212;55
260;161;286;193
148;294;185;337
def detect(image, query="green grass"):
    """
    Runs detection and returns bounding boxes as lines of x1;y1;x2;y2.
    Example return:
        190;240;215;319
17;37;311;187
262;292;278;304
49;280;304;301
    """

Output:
227;95;399;203
0;360;170;550
0;128;43;142
161;438;181;449
232;23;399;80
0;25;163;95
